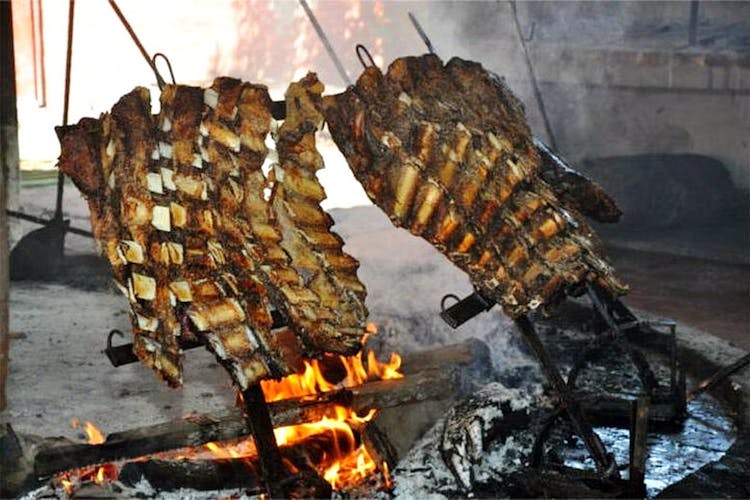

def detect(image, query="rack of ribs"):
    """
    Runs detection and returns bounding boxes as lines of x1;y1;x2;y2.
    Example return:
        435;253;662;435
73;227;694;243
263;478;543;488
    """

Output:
58;76;368;389
324;54;627;318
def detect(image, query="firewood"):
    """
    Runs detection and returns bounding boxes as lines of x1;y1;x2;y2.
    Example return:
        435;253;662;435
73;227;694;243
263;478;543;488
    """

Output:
32;340;490;480
118;430;335;495
119;457;263;492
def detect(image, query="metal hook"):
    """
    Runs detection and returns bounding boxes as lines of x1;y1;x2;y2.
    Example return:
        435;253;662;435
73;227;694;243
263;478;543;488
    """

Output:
106;329;125;351
151;52;176;90
356;44;377;70
440;294;461;312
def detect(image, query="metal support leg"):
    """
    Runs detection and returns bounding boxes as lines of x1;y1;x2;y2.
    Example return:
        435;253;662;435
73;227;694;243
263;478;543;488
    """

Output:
628;395;650;494
586;284;659;393
242;384;287;498
514;315;616;477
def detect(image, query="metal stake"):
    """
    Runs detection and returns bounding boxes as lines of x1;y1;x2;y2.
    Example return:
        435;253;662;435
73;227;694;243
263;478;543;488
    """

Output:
508;0;558;151
628;395;650;493
298;0;352;87
514;315;616;477
242;384;287;498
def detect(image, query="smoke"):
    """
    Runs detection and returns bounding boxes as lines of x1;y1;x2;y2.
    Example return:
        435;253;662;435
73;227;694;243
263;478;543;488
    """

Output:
412;1;750;196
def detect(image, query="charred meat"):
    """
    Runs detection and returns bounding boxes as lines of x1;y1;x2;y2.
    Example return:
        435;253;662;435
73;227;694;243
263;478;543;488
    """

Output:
58;77;368;388
270;74;368;354
324;54;626;317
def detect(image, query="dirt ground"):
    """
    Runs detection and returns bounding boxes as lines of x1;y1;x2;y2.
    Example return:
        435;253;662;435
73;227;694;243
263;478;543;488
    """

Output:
607;246;750;353
2;184;748;443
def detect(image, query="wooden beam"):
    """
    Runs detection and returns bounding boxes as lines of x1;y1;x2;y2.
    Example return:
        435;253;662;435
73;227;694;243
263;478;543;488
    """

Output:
0;0;20;412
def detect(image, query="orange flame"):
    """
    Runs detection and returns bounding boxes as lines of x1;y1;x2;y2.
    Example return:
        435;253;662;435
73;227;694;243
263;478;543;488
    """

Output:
205;323;400;491
70;418;106;445
57;420;117;494
259;322;402;402
85;421;106;445
60;478;74;496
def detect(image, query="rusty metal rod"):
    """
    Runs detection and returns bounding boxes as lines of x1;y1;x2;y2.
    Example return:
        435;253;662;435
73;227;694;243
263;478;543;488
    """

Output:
687;353;750;402
298;0;352;86
54;0;75;223
107;0;166;89
5;209;92;238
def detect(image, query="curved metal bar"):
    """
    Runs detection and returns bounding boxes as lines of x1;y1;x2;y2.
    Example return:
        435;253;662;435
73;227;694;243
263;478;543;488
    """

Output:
106;329;125;351
529;407;564;468
151;52;176;89
356;44;377;70
440;293;461;313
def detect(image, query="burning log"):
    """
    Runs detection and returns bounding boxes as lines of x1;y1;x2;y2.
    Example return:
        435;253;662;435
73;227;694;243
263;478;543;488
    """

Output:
27;340;488;485
118;451;330;497
119;458;263;492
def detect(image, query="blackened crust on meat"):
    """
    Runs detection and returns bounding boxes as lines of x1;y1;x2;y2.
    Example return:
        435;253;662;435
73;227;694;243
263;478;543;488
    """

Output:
56;118;104;197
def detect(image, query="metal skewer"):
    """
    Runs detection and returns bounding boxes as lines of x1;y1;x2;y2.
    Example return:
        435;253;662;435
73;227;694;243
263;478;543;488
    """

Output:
298;0;352;87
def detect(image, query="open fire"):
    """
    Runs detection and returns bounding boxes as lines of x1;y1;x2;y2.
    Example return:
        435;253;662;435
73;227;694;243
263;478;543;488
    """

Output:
56;324;402;495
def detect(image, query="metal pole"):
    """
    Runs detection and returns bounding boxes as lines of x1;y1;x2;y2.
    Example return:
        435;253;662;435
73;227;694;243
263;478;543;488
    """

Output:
408;12;436;55
107;0;166;89
0;0;19;411
54;0;76;222
687;353;750;402
514;316;615;476
508;0;558;151
298;0;352;86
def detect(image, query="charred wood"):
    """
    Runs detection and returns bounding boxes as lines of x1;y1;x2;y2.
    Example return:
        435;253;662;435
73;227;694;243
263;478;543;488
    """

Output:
119;457;263;492
241;384;287;498
119;439;331;496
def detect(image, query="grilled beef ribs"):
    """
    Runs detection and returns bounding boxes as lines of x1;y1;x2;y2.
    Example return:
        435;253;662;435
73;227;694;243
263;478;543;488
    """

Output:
58;77;367;388
324;54;626;317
